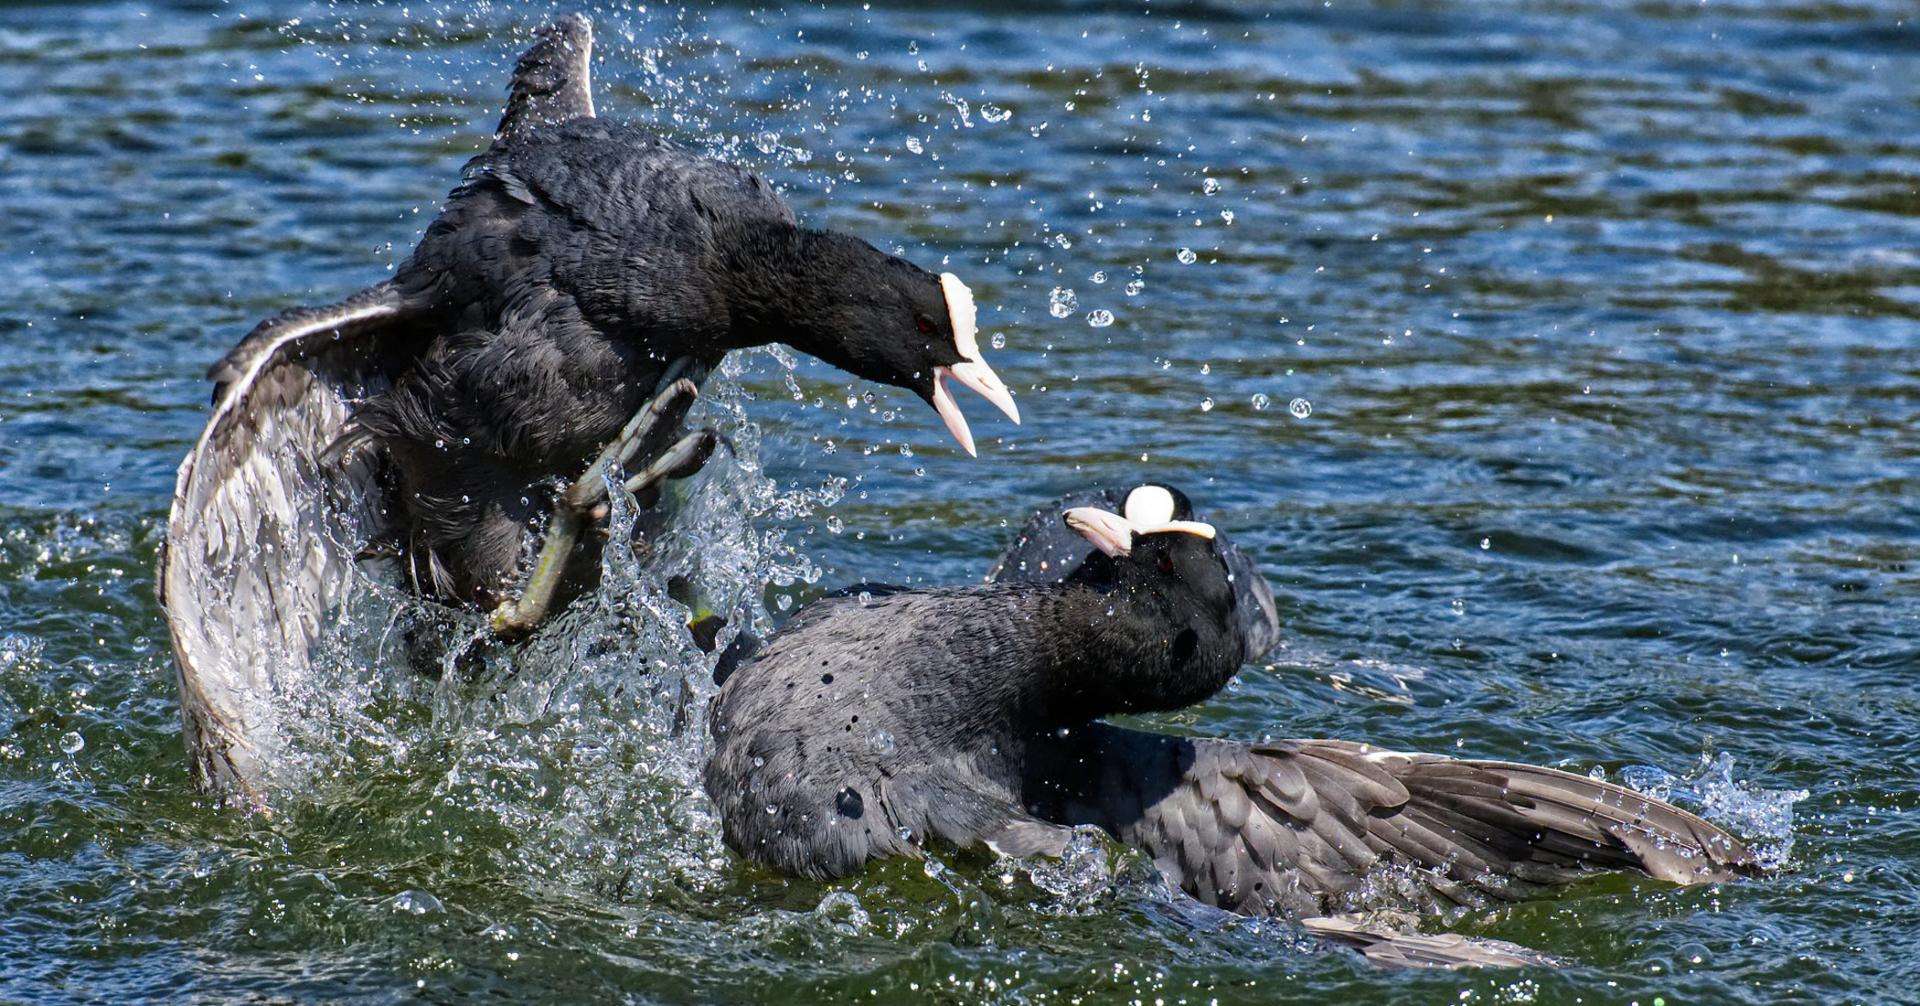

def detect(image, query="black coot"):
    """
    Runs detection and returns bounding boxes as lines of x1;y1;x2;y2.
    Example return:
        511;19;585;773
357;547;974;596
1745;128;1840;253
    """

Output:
162;16;1017;795
706;496;1760;967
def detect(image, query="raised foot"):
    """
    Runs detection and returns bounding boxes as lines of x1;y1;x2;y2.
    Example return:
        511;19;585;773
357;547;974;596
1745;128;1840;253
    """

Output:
489;364;718;638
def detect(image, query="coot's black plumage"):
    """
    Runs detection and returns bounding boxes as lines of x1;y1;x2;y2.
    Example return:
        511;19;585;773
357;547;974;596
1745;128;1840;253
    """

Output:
706;497;1760;967
161;16;1017;797
987;483;1281;661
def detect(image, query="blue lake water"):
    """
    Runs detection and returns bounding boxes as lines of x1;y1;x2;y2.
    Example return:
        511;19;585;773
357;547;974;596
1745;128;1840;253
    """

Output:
0;0;1915;1001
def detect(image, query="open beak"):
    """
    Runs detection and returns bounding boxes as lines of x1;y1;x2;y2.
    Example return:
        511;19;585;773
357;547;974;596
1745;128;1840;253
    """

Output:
1064;505;1216;558
931;273;1019;457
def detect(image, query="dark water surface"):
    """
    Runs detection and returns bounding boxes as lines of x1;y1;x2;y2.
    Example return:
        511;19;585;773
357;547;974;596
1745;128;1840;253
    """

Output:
2;0;1916;1001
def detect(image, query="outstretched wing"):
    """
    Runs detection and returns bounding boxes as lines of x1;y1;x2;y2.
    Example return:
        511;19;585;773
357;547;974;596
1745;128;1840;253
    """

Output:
1032;726;1760;919
495;14;595;143
160;283;422;802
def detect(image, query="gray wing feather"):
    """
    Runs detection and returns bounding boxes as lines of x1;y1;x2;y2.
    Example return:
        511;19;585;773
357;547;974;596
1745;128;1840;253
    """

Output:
495;15;595;143
160;286;408;802
1045;726;1760;920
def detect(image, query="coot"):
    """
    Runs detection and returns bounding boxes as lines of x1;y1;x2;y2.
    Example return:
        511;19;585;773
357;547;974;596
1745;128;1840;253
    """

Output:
161;15;1016;797
706;497;1759;967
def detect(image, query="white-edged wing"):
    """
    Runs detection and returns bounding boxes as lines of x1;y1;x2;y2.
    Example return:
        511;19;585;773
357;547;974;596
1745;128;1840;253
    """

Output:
159;283;411;802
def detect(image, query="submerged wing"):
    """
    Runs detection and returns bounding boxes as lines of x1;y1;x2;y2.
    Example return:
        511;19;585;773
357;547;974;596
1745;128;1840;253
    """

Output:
160;284;420;801
987;488;1282;661
1300;916;1563;970
495;14;595;143
1032;725;1760;920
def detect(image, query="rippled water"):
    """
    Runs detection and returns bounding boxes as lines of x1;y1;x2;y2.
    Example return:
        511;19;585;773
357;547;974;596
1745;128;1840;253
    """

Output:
2;0;1916;1001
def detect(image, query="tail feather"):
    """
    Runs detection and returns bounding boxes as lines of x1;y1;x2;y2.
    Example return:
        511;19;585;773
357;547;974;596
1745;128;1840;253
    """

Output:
495;14;596;142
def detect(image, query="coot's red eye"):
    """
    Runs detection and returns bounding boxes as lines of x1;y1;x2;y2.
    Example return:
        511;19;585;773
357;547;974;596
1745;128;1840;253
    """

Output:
915;315;937;336
1157;554;1175;575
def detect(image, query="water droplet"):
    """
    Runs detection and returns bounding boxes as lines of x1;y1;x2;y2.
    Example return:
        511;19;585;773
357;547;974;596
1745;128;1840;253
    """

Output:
981;104;1011;123
765;802;780;815
777;594;793;611
1176;248;1197;265
867;730;896;755
753;131;779;154
1251;393;1271;411
1124;279;1145;296
1090;270;1107;284
905;136;924;154
1199;397;1214;412
1086;309;1114;328
825;515;845;534
1288;397;1312;419
990;332;1006;350
1480;537;1492;550
391;890;444;915
60;731;83;755
1220;209;1235;225
1202;177;1221;195
1048;287;1077;318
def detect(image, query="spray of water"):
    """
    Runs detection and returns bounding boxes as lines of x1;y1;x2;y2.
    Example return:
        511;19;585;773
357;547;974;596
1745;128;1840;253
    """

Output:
265;354;840;902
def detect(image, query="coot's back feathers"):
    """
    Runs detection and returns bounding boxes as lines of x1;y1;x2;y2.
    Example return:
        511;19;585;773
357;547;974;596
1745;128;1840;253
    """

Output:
706;586;1073;881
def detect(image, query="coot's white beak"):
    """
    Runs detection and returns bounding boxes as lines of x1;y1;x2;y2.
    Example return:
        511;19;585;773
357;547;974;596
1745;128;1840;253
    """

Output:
1064;505;1215;558
930;273;1019;457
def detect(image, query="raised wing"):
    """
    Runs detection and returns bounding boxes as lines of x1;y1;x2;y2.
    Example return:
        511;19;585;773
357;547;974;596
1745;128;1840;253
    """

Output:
1031;725;1760;920
160;283;421;802
495;14;595;143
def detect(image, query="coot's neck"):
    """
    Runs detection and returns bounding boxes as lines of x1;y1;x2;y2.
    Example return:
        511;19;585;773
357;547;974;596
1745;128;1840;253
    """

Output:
1014;576;1243;728
717;221;867;362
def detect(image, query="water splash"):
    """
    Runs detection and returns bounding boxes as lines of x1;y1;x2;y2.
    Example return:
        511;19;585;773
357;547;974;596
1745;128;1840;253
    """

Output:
1620;752;1806;871
267;356;836;903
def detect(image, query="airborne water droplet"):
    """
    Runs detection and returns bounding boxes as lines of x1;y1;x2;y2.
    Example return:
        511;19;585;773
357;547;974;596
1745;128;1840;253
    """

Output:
990;332;1006;349
1288;397;1312;419
1087;309;1113;328
1176;248;1197;265
1251;393;1271;411
60;731;84;755
1048;287;1077;318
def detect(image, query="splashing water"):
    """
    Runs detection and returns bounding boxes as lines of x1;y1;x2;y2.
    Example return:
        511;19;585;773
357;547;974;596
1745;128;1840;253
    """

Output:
269;353;837;901
1619;753;1807;871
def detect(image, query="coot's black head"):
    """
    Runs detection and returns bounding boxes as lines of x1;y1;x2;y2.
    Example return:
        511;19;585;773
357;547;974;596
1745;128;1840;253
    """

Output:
1059;502;1242;713
788;234;1018;456
1065;502;1234;620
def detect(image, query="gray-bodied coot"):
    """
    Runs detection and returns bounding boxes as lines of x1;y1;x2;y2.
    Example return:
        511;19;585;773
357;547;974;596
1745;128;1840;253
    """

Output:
706;494;1760;967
